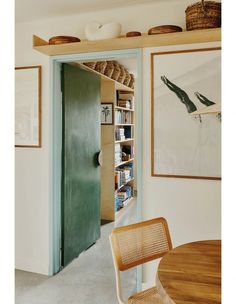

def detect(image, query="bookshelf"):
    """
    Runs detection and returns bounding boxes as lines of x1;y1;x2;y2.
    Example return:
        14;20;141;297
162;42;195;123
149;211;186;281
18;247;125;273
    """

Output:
114;90;135;218
99;69;135;221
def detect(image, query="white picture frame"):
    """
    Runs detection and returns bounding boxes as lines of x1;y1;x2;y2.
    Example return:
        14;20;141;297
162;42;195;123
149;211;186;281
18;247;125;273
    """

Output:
15;66;42;147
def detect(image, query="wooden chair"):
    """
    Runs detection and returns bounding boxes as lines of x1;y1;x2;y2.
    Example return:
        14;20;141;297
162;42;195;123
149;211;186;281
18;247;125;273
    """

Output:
109;217;172;304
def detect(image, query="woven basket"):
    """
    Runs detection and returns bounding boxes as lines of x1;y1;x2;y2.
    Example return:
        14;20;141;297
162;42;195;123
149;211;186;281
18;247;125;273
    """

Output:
104;61;114;77
117;65;126;84
111;62;121;81
83;62;96;69
185;0;221;31
95;61;107;74
123;70;131;87
128;74;135;89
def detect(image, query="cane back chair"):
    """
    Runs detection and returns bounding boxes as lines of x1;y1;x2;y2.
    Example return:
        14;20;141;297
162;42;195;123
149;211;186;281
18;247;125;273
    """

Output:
109;217;172;304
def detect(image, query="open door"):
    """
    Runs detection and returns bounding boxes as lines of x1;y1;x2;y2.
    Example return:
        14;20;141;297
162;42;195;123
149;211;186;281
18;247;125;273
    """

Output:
61;63;101;267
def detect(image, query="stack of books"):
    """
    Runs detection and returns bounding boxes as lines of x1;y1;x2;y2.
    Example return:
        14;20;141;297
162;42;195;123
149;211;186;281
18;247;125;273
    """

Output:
115;127;125;141
115;185;133;211
117;91;134;109
115;110;132;124
122;186;132;203
117;191;128;201
122;163;134;178
117;100;131;109
115;164;133;188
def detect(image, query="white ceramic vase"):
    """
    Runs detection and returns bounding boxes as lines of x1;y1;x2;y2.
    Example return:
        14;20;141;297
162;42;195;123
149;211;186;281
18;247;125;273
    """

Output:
85;22;121;41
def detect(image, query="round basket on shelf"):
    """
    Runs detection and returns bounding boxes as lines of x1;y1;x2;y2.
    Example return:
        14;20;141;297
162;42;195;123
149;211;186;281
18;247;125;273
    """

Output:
111;62;121;81
117;65;126;84
83;62;97;69
148;25;182;35
104;61;114;77
185;0;221;31
94;61;107;74
49;36;81;45
123;70;131;87
126;31;142;37
128;74;135;89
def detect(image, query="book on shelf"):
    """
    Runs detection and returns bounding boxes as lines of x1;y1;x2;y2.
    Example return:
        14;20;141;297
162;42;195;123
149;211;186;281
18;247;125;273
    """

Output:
124;126;132;139
115;127;125;141
115;143;122;165
117;91;134;110
117;100;131;109
115;163;133;185
115;109;132;124
114;185;133;211
115;126;133;141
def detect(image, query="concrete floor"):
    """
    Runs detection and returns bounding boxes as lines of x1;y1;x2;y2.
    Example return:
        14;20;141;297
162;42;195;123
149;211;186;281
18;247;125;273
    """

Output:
15;201;137;304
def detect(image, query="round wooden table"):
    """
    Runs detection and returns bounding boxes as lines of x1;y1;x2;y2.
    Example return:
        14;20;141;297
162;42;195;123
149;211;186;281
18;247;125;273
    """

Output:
156;240;221;304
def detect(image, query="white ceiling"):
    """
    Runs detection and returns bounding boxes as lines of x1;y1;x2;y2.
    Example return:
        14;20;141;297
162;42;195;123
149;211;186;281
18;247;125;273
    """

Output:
15;0;171;23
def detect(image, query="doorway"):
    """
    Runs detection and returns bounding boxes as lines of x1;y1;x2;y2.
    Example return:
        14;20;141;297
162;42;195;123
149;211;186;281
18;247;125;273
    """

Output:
50;50;143;287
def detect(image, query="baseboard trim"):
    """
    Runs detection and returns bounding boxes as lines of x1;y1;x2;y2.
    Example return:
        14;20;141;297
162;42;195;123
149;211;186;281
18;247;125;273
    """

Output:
15;257;49;275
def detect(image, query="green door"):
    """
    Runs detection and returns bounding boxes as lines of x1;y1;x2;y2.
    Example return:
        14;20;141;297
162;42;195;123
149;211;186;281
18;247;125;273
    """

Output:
61;64;101;267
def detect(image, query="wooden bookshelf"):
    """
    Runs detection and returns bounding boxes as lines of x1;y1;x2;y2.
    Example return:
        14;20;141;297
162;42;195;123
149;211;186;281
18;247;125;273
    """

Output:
114;87;135;218
100;69;136;221
33;28;221;56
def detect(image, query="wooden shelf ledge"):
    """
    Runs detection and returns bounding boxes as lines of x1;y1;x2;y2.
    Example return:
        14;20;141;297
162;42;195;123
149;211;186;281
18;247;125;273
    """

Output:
115;158;134;168
33;28;221;56
115;178;135;192
115;138;134;143
115;106;134;111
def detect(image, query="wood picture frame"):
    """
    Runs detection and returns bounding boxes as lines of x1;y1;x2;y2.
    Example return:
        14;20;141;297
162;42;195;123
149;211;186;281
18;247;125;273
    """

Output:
15;66;42;147
151;47;221;180
101;103;113;125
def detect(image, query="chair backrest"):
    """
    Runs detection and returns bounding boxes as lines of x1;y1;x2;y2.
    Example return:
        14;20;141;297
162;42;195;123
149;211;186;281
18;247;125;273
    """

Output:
110;217;172;271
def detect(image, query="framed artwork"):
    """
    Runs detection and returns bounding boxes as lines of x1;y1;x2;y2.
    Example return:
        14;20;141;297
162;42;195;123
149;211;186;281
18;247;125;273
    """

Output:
15;66;42;147
151;47;221;180
101;103;113;125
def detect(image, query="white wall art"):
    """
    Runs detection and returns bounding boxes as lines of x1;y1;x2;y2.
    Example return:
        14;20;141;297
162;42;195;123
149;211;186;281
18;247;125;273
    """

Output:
151;47;221;179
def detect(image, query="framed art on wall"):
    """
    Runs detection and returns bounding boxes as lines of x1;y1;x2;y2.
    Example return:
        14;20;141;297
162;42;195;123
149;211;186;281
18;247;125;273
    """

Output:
15;66;42;147
151;47;221;180
101;103;113;125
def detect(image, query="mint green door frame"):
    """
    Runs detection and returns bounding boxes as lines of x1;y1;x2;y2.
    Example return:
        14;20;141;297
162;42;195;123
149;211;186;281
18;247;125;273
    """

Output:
50;49;143;289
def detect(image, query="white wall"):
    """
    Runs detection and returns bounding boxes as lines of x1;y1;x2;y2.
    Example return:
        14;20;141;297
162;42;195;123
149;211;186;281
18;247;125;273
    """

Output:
15;0;220;277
